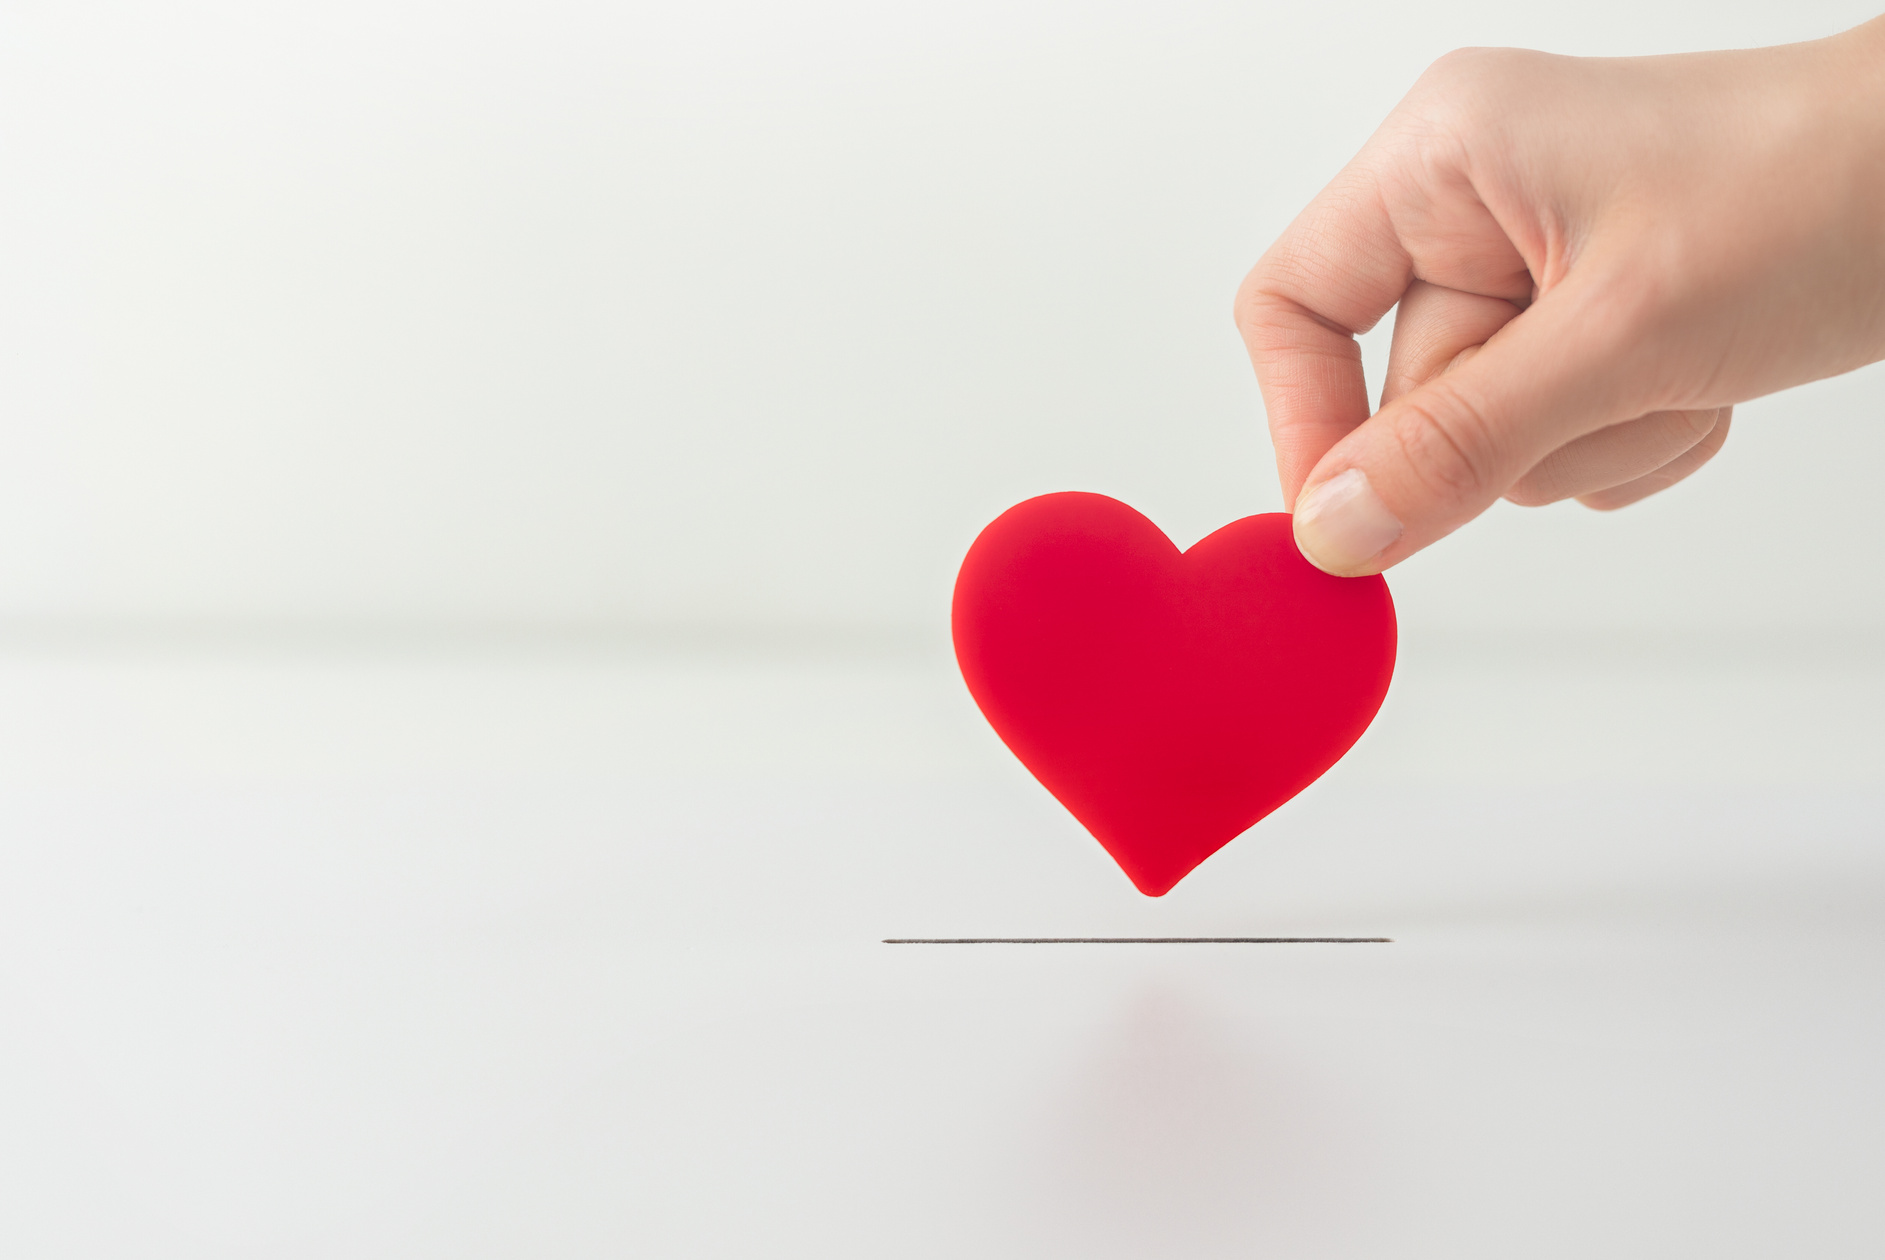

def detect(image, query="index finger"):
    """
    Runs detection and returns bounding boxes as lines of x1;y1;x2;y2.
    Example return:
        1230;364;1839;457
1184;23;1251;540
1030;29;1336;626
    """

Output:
1234;167;1414;506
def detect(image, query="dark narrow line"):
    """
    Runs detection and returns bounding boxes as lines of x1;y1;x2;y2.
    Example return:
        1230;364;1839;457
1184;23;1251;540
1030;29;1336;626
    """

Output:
882;937;1391;945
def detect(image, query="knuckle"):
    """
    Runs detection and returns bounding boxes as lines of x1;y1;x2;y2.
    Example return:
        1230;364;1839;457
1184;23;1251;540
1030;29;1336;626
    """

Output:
1419;45;1548;89
1417;46;1498;89
1388;381;1501;505
1232;295;1301;364
1231;280;1279;339
1408;47;1541;127
1232;260;1310;345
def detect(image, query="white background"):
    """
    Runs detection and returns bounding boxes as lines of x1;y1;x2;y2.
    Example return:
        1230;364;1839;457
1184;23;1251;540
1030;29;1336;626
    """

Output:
3;3;1885;1257
0;0;1880;638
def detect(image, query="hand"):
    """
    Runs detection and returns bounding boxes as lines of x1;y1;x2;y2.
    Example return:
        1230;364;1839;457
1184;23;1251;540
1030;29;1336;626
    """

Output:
1235;18;1885;575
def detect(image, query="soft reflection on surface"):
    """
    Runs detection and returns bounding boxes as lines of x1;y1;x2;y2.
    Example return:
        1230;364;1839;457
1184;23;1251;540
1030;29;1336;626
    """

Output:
1020;978;1377;1259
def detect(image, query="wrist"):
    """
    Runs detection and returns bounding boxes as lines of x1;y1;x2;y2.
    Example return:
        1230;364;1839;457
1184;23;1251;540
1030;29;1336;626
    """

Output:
1836;16;1885;109
1810;18;1885;360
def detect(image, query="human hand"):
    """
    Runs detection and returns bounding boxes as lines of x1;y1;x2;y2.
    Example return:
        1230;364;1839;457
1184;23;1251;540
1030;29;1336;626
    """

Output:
1235;18;1885;575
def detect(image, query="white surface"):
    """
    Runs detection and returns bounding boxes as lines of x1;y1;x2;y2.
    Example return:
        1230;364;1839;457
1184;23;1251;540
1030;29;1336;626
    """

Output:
4;3;1884;1254
1;0;1882;633
4;635;1885;1256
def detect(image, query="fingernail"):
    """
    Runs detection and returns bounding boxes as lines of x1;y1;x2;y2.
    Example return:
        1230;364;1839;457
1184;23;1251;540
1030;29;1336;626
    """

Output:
1293;468;1403;574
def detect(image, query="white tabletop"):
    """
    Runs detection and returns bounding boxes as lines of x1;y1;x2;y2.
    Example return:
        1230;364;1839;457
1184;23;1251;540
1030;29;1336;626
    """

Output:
1;632;1881;1257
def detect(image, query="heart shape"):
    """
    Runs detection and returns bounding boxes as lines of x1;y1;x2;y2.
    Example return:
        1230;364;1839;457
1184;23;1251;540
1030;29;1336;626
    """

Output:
952;492;1396;895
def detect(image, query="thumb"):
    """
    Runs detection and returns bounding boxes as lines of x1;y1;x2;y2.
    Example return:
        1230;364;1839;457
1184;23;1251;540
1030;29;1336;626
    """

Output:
1290;279;1645;575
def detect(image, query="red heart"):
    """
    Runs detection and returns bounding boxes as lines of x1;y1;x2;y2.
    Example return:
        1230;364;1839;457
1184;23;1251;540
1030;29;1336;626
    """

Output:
952;492;1396;895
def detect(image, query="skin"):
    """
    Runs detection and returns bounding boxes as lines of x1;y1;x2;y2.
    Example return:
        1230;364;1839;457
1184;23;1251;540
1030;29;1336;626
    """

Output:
1235;15;1885;576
